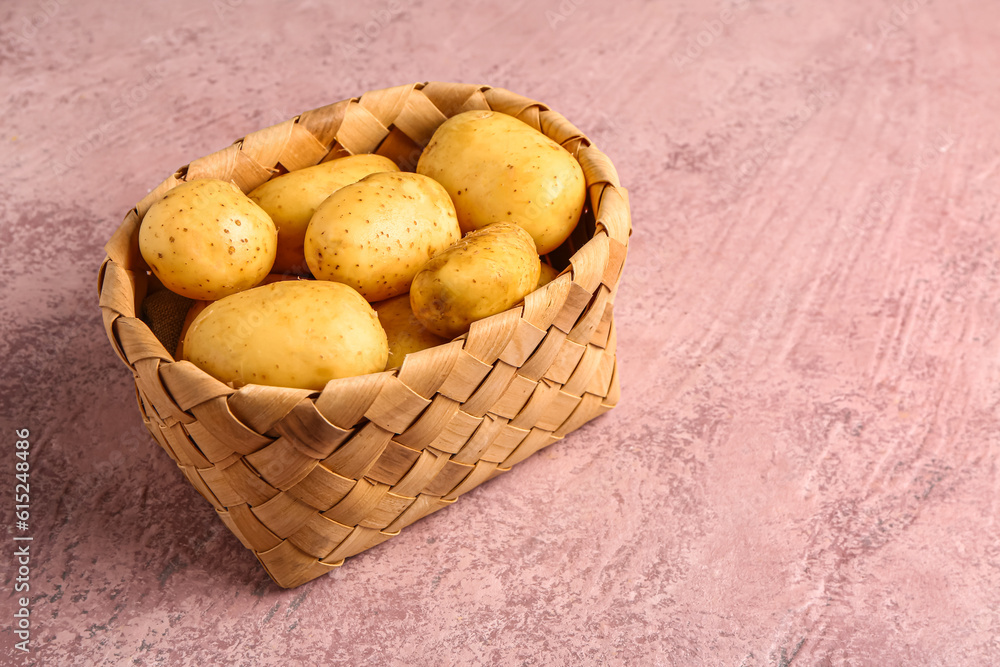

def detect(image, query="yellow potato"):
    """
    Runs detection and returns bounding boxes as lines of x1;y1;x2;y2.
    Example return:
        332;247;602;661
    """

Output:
416;110;586;254
373;294;448;370
304;172;462;302
248;154;400;274
139;179;276;300
174;274;305;359
183;281;387;390
410;222;541;339
537;262;560;288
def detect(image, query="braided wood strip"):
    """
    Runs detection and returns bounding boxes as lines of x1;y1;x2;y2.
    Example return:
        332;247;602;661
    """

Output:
97;82;631;588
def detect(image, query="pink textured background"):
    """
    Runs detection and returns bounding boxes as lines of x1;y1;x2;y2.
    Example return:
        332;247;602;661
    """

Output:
3;1;999;665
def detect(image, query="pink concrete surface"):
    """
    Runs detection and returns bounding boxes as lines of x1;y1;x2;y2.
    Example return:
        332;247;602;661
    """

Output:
2;0;999;665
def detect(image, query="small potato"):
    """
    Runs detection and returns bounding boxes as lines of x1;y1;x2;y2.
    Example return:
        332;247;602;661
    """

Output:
373;294;448;370
304;172;462;302
537;262;560;288
417;110;586;254
183;280;387;390
139;179;276;300
410;222;541;339
248;154;399;274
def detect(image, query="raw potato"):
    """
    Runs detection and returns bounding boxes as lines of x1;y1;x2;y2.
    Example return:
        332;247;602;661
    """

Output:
183;280;387;390
174;274;305;359
537;262;560;288
139;179;276;300
410;222;541;339
373;294;448;370
248;154;400;274
304;172;462;302
417;110;586;254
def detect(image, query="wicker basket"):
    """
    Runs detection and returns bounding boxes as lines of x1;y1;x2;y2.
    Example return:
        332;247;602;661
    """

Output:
97;82;630;588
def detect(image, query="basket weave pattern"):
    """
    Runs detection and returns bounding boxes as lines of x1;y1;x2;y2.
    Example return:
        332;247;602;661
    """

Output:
97;82;630;588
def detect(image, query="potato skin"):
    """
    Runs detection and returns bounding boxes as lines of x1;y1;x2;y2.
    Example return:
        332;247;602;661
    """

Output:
373;294;448;369
139;179;276;300
304;172;462;302
182;281;387;390
410;222;541;339
248;154;399;275
416;110;586;254
537;262;560;288
174;274;307;359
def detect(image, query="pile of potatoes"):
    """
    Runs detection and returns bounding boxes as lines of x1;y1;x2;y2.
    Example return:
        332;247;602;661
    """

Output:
139;110;585;390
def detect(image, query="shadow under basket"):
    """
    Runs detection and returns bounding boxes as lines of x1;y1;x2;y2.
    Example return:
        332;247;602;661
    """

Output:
97;82;631;588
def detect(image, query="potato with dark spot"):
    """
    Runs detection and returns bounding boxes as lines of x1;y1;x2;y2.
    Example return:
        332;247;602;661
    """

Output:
373;293;448;369
304;172;461;302
248;154;399;274
417;110;586;254
139;179;276;300
182;280;387;390
410;222;541;339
